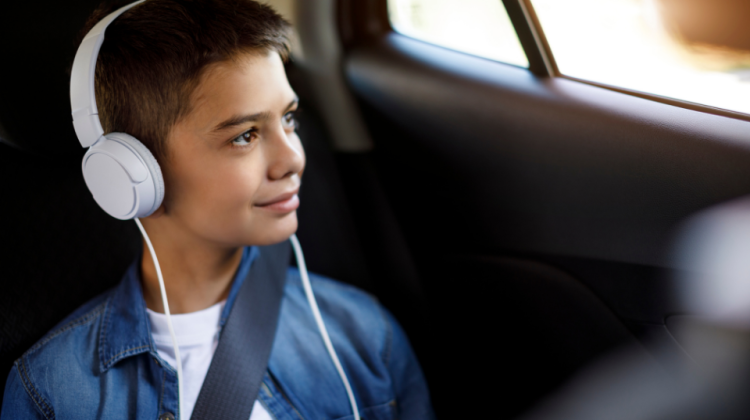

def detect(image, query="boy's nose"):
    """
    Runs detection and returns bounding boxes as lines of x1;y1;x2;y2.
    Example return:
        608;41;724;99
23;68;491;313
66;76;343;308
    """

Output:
266;127;305;181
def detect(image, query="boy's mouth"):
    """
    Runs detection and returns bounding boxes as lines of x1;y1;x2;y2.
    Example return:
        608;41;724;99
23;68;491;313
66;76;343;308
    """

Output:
255;189;300;213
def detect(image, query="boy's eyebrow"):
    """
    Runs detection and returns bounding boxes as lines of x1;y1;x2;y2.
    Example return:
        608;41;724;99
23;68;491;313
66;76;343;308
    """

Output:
211;98;299;132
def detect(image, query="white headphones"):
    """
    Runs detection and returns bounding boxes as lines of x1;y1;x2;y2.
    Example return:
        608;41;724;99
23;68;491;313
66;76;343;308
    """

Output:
70;0;163;220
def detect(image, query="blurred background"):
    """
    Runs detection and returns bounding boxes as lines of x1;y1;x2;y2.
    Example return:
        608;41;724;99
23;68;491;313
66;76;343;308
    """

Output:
390;0;750;114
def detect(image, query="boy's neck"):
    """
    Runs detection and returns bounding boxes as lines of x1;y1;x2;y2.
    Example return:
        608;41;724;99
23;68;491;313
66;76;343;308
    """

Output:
138;219;244;314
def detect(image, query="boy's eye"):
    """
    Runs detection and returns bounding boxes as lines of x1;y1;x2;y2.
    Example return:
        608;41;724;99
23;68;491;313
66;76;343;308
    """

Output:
231;129;257;146
282;110;298;129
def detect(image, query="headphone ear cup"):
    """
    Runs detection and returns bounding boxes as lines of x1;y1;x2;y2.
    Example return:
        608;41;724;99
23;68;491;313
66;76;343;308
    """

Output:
81;133;164;220
109;133;165;209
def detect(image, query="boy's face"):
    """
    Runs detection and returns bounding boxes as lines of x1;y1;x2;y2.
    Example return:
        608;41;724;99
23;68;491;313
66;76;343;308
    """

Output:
156;51;305;247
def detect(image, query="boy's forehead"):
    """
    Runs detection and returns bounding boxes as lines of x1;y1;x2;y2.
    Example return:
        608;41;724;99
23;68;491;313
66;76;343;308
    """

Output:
192;51;281;106
185;51;294;132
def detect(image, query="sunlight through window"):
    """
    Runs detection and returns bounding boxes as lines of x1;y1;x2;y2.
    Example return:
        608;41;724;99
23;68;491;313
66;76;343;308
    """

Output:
388;0;528;68
532;0;750;115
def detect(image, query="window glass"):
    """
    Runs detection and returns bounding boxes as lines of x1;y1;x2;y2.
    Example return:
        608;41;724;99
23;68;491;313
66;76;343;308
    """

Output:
388;0;528;67
532;0;750;115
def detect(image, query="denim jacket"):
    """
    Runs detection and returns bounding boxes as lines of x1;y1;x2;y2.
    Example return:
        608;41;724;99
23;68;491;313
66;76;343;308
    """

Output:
2;247;435;420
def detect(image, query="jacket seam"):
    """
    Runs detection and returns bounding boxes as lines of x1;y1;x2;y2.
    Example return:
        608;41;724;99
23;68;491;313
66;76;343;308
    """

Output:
331;399;397;420
257;397;280;420
158;369;166;416
25;302;107;356
98;294;113;368
149;349;178;376
15;358;55;420
261;382;274;398
103;344;151;367
268;371;305;420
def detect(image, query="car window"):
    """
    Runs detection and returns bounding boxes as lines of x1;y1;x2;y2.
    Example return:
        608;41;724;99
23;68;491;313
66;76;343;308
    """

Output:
531;0;750;115
387;0;529;68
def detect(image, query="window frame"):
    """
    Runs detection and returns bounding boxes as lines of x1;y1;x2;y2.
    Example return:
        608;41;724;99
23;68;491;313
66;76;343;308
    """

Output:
339;0;750;123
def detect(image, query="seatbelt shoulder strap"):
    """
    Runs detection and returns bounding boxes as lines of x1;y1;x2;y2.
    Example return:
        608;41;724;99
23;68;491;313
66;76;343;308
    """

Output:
191;240;291;420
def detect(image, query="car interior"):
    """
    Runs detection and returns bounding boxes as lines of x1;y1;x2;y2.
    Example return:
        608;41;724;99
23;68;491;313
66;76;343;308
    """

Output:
2;0;750;418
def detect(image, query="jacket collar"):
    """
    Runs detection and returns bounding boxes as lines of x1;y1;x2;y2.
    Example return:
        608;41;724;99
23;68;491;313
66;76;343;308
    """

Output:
98;246;259;372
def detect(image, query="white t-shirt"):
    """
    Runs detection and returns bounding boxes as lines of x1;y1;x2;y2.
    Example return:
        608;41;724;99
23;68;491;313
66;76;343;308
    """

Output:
147;302;273;420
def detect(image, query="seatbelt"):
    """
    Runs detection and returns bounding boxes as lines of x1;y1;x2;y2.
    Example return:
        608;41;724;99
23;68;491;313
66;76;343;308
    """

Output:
190;241;291;420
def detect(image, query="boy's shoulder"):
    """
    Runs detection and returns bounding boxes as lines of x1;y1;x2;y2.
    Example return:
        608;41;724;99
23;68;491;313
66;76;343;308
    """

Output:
283;267;389;328
285;267;377;300
3;288;115;418
14;267;388;366
16;267;378;368
20;288;112;365
14;267;385;374
280;267;400;365
268;268;427;418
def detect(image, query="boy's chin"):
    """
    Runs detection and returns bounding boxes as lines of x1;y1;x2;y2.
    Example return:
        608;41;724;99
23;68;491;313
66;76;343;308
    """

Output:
246;211;299;246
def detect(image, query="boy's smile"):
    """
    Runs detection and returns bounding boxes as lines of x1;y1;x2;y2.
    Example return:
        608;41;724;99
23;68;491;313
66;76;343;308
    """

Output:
151;50;305;248
254;188;300;213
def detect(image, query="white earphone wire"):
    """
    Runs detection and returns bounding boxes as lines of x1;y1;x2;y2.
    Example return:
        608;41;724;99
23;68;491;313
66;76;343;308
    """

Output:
135;218;185;419
131;224;355;420
290;234;361;420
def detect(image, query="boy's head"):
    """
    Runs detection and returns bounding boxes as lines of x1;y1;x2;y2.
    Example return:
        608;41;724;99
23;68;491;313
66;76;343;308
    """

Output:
81;0;305;246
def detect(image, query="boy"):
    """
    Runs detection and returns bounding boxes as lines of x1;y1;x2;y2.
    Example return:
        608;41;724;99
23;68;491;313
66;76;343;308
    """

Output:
0;0;434;419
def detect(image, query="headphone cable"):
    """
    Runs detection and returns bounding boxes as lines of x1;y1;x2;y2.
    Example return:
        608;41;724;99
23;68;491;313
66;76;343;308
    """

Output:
132;223;357;420
290;234;360;420
135;218;185;419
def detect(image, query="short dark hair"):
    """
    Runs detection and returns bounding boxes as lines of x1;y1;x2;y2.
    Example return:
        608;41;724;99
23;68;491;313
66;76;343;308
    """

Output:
79;0;291;160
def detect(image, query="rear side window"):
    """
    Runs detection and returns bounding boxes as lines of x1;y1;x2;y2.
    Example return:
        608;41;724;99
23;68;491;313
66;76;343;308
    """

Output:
387;0;529;68
531;0;750;115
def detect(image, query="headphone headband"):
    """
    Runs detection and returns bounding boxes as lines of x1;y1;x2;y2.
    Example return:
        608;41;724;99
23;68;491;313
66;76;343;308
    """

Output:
70;0;145;147
70;0;164;220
